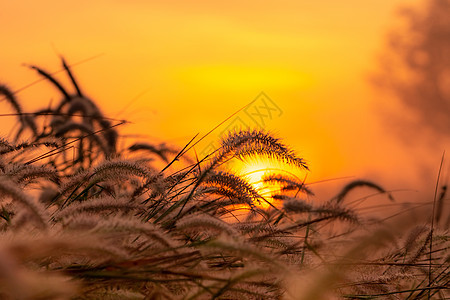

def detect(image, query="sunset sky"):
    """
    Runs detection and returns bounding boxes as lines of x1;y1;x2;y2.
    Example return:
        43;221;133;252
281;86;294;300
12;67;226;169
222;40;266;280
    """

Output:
2;0;444;201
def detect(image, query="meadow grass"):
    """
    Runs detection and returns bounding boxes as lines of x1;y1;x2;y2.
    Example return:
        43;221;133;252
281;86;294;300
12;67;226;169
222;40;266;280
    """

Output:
0;58;448;299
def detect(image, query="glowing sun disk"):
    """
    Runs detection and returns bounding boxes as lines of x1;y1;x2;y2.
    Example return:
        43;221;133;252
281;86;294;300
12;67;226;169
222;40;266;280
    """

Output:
233;158;304;209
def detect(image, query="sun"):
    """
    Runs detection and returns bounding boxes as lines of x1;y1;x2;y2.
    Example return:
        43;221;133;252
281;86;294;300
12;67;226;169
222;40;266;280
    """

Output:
231;157;306;209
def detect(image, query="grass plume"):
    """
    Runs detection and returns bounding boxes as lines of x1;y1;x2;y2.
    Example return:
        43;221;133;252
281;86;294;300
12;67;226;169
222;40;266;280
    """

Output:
0;57;447;299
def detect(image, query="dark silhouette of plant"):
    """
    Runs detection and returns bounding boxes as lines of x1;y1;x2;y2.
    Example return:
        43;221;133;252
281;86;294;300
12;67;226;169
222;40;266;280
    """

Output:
373;0;450;139
0;57;447;299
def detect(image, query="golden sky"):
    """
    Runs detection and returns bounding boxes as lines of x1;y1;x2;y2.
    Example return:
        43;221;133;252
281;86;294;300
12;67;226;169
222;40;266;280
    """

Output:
3;0;441;200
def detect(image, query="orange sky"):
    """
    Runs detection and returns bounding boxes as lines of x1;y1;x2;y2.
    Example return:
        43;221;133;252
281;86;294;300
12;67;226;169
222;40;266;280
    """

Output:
2;0;443;201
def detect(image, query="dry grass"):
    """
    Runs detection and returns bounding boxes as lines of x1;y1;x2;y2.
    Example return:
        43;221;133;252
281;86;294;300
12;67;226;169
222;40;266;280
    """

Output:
0;58;448;299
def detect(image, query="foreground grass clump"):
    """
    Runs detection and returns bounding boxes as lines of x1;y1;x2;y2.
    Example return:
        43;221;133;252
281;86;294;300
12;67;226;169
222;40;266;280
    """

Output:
0;59;448;299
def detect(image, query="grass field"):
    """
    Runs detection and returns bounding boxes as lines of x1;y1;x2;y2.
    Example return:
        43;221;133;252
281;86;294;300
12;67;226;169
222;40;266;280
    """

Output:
0;59;448;299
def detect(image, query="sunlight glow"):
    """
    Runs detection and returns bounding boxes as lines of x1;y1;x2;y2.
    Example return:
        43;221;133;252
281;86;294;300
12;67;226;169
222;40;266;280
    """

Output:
232;157;307;209
174;65;314;91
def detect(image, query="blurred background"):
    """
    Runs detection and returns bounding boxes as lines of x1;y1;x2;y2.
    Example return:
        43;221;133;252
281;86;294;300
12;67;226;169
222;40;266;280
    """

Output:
1;0;449;206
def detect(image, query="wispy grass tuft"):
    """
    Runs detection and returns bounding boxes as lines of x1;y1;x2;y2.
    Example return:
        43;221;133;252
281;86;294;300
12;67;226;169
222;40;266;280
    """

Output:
0;57;447;299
